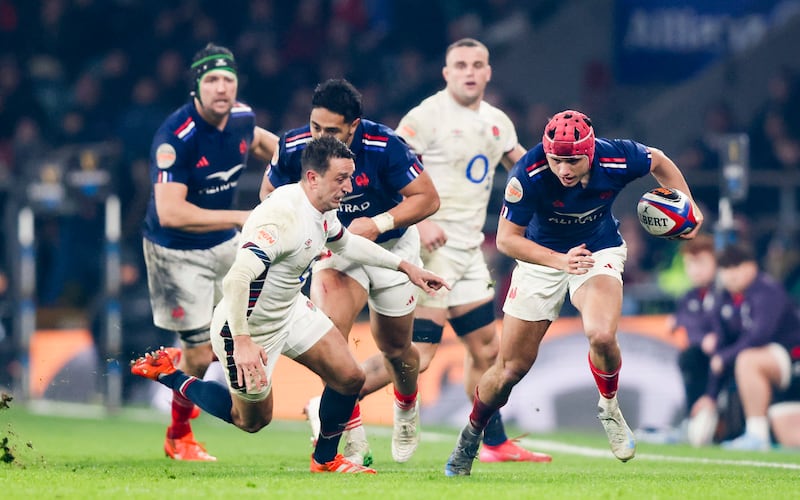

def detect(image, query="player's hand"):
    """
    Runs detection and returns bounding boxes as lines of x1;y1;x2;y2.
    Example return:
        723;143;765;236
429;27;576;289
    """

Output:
418;219;447;252
709;354;723;375
678;202;704;240
398;261;451;296
232;335;269;393
347;216;380;241
700;332;718;355
564;243;594;275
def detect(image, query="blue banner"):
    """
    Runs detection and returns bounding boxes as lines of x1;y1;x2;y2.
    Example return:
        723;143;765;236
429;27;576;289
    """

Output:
613;0;800;83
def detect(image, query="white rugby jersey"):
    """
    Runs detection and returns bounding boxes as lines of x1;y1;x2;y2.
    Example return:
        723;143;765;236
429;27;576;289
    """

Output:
218;183;343;336
397;90;518;249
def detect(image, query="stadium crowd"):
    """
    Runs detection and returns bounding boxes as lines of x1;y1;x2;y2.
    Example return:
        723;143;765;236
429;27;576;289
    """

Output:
1;1;800;452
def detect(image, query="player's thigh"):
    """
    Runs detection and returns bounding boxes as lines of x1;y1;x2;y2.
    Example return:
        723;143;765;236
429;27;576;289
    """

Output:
143;239;227;332
570;247;626;338
370;310;414;353
210;327;281;409
498;314;550;375
294;327;364;393
309;266;367;335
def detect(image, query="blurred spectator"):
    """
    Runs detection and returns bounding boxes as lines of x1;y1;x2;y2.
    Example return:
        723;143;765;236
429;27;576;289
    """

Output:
671;234;719;429
714;243;800;451
690;242;799;447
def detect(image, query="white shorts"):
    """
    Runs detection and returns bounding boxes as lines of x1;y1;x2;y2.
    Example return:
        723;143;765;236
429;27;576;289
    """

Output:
502;245;627;322
418;244;494;309
312;226;422;317
210;293;333;401
143;237;238;339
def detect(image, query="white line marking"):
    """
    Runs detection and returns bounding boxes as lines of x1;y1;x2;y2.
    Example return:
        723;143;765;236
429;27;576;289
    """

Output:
401;428;800;470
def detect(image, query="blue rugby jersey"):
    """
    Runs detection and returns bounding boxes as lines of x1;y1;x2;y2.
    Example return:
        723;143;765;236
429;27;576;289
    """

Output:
501;139;652;253
143;100;256;249
267;119;423;244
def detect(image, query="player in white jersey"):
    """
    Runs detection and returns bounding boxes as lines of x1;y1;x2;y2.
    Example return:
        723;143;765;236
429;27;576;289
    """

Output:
131;136;448;474
357;38;551;463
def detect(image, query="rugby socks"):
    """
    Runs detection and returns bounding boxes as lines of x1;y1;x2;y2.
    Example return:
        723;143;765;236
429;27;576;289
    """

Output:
468;387;499;433
394;388;418;411
344;403;362;431
482;411;509;446
314;386;358;464
589;353;620;399
168;390;194;439
160;372;234;425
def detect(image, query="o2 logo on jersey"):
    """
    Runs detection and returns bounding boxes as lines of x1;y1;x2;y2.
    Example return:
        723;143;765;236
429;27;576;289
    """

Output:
465;154;490;185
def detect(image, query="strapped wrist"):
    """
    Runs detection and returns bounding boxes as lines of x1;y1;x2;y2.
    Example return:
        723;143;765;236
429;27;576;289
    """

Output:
371;212;395;233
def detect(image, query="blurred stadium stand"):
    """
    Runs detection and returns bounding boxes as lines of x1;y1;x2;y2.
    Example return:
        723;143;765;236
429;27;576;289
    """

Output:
1;0;800;408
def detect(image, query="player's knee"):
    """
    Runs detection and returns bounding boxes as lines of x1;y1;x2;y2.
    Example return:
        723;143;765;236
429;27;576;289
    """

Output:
237;416;271;433
586;328;617;352
334;365;366;395
501;358;535;387
412;318;444;344
467;345;496;372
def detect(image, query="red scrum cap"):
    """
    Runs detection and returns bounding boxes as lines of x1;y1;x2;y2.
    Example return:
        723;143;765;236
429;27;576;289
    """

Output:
542;110;595;162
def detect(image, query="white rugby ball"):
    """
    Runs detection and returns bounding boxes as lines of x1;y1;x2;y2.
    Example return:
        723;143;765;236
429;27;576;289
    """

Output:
637;187;697;238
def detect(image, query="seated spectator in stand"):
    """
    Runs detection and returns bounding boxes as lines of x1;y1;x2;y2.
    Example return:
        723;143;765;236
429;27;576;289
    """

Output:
690;243;799;448
717;248;800;451
673;234;718;417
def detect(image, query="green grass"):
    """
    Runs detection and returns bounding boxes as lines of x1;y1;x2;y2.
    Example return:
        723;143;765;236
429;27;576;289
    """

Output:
2;402;799;499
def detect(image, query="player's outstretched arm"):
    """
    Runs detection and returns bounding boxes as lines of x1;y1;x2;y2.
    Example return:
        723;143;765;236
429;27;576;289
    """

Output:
328;228;448;292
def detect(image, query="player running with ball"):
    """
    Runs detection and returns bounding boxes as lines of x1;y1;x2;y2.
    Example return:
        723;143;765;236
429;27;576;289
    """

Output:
445;109;703;476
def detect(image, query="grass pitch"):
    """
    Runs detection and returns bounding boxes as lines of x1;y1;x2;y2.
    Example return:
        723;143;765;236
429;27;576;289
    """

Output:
2;400;799;499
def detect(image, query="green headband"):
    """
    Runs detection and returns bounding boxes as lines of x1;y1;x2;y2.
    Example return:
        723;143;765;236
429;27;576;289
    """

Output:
192;54;238;83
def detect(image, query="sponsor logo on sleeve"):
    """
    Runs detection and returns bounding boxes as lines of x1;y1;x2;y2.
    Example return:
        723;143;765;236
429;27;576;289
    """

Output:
255;225;279;247
156;143;177;169
504;177;523;203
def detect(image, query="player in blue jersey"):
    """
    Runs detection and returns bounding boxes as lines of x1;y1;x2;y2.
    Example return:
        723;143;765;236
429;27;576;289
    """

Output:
260;79;440;464
445;109;705;476
142;43;278;461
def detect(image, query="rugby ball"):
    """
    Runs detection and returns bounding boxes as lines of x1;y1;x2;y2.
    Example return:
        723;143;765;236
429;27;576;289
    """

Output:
637;187;697;238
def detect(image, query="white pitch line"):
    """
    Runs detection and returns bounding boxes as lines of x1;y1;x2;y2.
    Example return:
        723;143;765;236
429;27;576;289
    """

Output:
412;429;800;470
519;437;800;470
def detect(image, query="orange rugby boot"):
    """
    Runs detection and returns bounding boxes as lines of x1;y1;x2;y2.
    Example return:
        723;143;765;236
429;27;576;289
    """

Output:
310;453;377;474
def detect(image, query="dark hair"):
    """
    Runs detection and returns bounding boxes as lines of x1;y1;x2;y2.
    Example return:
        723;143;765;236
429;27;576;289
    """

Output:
679;233;715;256
311;79;362;123
301;135;355;176
716;242;756;268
